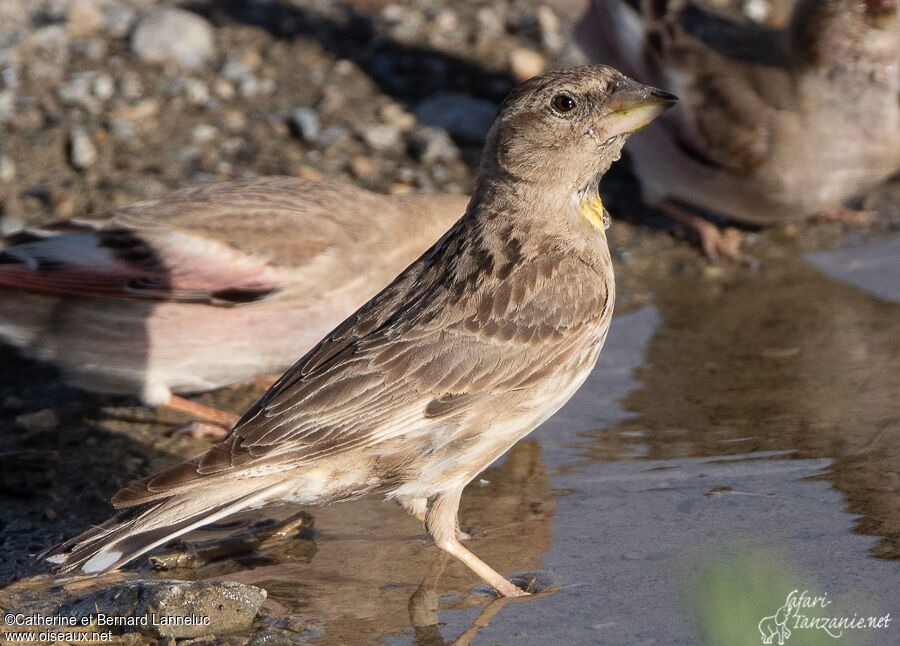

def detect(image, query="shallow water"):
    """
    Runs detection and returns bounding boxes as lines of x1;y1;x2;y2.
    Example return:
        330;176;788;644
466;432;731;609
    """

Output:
216;234;900;644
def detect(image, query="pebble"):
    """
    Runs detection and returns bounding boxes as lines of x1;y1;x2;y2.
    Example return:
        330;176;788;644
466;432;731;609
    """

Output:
182;78;209;105
414;92;498;143
68;127;98;169
743;0;770;22
192;123;218;143
509;47;545;82
409;126;459;164
290;107;320;142
131;8;216;69
360;123;401;151
0;155;15;181
213;78;236;100
101;3;136;38
16;409;58;432
56;74;99;112
108;118;136;139
537;6;563;53
66;0;104;35
92;73;115;101
0;89;14;122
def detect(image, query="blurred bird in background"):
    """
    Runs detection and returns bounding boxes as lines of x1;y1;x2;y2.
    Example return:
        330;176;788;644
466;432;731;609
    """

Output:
0;178;468;432
577;0;900;260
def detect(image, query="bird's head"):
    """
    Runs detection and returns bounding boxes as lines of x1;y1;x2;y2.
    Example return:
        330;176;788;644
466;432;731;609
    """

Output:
479;65;676;205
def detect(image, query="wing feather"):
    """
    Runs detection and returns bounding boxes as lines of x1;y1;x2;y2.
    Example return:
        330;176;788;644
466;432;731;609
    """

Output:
112;229;611;507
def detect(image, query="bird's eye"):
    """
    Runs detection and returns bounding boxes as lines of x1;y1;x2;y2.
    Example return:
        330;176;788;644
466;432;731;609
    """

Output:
550;94;577;114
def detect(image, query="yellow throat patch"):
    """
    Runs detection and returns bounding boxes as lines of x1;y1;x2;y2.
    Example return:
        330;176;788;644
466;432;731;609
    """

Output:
581;193;611;231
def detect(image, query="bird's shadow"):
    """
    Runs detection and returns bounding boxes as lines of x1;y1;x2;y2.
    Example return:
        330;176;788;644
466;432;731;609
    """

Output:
183;0;516;105
0;345;193;587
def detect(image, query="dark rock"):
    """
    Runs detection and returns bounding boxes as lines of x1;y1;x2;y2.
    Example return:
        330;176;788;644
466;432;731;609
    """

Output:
55;579;266;639
414;92;498;143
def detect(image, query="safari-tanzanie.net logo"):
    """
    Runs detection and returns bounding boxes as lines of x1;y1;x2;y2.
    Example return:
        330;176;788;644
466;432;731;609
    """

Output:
758;589;891;644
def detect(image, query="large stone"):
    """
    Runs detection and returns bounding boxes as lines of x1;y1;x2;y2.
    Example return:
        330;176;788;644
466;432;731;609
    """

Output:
55;579;266;639
414;92;497;143
131;9;215;69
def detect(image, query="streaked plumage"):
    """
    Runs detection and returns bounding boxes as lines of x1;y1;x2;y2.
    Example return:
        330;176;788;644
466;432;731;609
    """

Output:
578;0;900;256
0;178;468;422
43;66;675;597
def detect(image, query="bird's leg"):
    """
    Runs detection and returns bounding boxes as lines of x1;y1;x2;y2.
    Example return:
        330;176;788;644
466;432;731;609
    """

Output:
398;496;471;540
659;198;752;265
164;395;240;438
425;491;526;598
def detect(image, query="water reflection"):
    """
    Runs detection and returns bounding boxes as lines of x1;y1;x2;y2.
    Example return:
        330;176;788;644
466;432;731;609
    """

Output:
222;440;557;644
588;247;900;559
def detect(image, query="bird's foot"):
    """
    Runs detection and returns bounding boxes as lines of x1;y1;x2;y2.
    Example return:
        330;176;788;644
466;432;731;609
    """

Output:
816;205;879;227
179;421;232;439
163;394;239;438
660;199;757;267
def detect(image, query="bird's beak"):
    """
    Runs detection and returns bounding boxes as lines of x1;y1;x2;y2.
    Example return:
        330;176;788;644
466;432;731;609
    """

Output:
604;82;677;138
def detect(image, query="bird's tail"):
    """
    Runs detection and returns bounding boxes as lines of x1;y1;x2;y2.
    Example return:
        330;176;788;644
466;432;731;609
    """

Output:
41;480;288;574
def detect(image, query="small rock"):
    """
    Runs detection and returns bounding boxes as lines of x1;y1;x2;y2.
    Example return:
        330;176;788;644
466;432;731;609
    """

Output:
350;155;376;177
102;4;137;38
56;74;99;113
131;9;216;69
222;109;247;132
0;89;14;122
414;92;498;143
359;123;401;151
379;103;416;131
316;126;350;147
434;9;459;32
409;126;459;164
16;409;58;432
289;107;319;142
509;47;545;82
66;0;105;35
92;73;115;101
108;118;136;139
56;580;266;639
68;127;97;169
192;124;218;143
118;73;143;100
476;7;505;38
0;155;15;181
213;79;235;100
743;0;770;22
182;78;209;105
537;6;563;53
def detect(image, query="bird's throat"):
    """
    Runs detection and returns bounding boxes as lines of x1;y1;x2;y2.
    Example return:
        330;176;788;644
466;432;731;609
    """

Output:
580;193;611;231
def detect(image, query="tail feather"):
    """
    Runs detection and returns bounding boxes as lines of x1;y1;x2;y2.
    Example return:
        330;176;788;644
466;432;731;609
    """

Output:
42;481;288;574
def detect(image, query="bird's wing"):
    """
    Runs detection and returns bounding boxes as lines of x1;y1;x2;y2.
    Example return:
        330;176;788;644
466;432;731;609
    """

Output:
0;178;375;304
0;221;284;305
583;0;793;173
112;232;611;506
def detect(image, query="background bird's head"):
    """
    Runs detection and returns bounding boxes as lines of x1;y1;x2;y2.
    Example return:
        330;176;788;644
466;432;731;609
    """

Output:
479;65;675;198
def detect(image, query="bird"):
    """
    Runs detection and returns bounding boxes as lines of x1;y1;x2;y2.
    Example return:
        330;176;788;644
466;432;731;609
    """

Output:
0;178;470;429
576;0;900;260
42;65;676;598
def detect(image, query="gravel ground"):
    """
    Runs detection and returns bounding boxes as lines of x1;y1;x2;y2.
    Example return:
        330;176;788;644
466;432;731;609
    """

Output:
1;1;898;644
